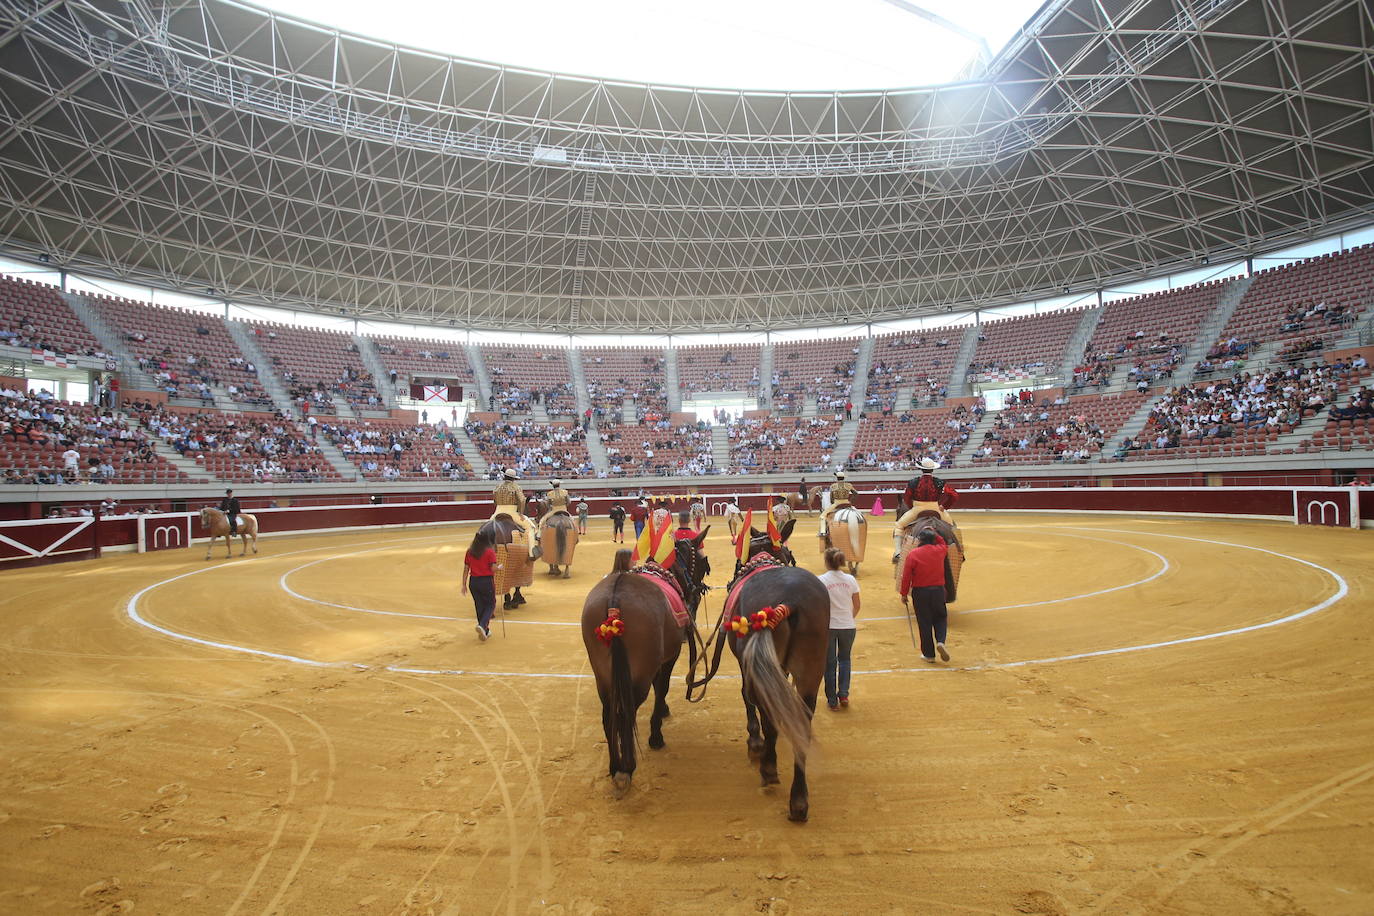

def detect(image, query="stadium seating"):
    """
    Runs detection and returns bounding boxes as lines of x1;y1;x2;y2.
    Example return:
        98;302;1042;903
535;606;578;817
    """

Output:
1;396;188;484
133;404;340;482
601;422;716;476
848;404;983;470
320;418;474;481
479;345;576;417
371;335;475;399
867;327;964;412
0;275;107;357
967;308;1088;384
972;392;1150;465
726;415;841;473
771;338;858;414
676;343;762;395
78;294;274;408
245;322;379;412
464;418;592;475
1218;245;1373;352
580;346;668;420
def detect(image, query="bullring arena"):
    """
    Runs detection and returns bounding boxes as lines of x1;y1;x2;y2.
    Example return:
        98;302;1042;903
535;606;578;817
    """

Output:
4;0;1374;912
1;503;1372;914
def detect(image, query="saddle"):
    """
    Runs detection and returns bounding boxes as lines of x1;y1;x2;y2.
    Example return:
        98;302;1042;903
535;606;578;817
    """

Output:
629;562;691;627
723;553;786;617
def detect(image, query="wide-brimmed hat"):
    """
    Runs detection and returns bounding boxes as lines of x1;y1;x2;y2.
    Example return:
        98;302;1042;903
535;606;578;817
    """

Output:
503;468;518;480
550;478;562;486
919;457;940;471
834;471;846;480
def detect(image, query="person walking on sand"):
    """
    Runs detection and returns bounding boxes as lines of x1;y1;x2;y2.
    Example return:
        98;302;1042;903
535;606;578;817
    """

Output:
820;547;861;710
576;499;590;535
898;528;950;663
461;528;502;641
609;502;626;543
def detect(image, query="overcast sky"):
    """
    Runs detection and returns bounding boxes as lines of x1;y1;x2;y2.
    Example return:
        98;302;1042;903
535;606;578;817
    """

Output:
257;0;1043;91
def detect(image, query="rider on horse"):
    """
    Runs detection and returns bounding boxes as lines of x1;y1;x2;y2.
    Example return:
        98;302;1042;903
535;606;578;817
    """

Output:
219;488;240;535
492;467;539;556
892;457;959;557
537;477;572;529
818;471;857;541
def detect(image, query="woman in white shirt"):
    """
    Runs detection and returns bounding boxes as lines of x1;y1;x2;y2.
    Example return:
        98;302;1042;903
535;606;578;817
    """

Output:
819;547;861;711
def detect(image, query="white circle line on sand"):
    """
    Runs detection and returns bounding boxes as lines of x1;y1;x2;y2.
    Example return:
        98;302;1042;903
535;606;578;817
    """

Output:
278;548;579;626
866;531;1171;622
124;527;1349;679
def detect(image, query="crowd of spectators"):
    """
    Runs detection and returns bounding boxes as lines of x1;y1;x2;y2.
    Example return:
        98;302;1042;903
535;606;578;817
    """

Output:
465;419;593;476
601;421;717;477
320;420;474;480
971;401;1107;464
846;402;983;472
133;405;333;481
1;386;167;484
725;415;838;473
1116;359;1361;457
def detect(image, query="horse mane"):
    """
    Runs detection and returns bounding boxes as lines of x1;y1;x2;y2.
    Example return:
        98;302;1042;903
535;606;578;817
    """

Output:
611;549;632;574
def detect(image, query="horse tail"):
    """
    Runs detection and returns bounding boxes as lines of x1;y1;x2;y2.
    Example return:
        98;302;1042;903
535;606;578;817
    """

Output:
555;521;567;564
741;631;812;764
606;631;638;779
848;510;863;560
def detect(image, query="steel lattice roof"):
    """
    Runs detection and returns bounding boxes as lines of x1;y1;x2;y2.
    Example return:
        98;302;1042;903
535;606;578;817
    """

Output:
0;0;1371;332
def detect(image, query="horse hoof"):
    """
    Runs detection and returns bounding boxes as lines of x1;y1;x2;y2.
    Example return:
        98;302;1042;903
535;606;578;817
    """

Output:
562;569;571;579
648;734;665;750
788;804;810;823
611;772;632;799
761;773;781;787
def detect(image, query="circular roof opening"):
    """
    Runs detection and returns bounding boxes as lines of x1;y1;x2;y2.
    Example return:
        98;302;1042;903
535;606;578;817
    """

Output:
257;0;1042;91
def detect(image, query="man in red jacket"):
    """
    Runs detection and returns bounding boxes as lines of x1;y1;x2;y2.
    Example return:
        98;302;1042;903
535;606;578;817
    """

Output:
898;529;951;663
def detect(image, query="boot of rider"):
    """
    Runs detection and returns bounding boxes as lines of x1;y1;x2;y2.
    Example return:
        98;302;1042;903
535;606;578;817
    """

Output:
892;526;904;562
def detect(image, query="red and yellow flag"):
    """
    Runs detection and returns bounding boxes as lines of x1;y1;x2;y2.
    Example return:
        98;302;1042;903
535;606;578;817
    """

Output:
631;515;654;564
766;504;782;546
651;512;677;567
734;509;754;562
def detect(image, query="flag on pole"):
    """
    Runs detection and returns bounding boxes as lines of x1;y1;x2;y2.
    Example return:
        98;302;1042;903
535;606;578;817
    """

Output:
766;504;782;546
734;509;754;562
632;514;654;564
651;511;677;566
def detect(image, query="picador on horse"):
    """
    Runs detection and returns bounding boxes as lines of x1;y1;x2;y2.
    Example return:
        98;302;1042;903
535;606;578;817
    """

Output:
817;471;857;543
892;457;958;558
491;468;540;557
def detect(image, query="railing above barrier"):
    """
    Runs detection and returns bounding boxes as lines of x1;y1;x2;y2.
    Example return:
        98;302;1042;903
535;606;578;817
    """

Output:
0;486;1367;570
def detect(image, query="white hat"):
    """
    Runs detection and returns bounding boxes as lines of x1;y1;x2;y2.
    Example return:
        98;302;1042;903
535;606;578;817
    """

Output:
550;478;562;486
834;471;846;480
503;468;518;480
919;457;940;471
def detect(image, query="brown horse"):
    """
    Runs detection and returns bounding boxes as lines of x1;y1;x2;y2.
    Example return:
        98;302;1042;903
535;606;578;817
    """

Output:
199;507;258;560
893;511;965;602
783;489;822;515
480;514;534;609
726;520;830;821
580;531;711;798
540;511;579;578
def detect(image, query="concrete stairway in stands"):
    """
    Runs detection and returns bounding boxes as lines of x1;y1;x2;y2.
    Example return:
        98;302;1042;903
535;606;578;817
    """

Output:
1058;307;1103;382
354;335;396;408
1188;275;1255;368
465;343;494;408
224;321;297;415
451;425;489;478
567;348;592;417
583;424;610;474
1271;409;1337;455
849;335;875;409
620;399;636;423
758;341;775;408
948;324;981;397
664;348;682;412
144;436;214;482
953;408;1001;466
1335;308;1374;350
710;425;731;469
1112;392;1166;448
830;417;860;469
63;292;158;390
312;435;361;481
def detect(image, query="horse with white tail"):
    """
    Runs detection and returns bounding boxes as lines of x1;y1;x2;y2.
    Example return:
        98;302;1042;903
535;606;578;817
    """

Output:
199;507;259;560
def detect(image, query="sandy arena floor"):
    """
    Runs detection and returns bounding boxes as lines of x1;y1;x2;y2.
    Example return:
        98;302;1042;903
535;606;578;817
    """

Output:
0;512;1371;915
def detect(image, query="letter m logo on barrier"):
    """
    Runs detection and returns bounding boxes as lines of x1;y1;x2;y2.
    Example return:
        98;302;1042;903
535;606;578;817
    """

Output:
1306;500;1340;526
140;515;192;552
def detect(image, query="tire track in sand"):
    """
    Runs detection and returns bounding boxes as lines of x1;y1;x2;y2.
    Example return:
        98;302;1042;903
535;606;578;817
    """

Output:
1084;759;1374;913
